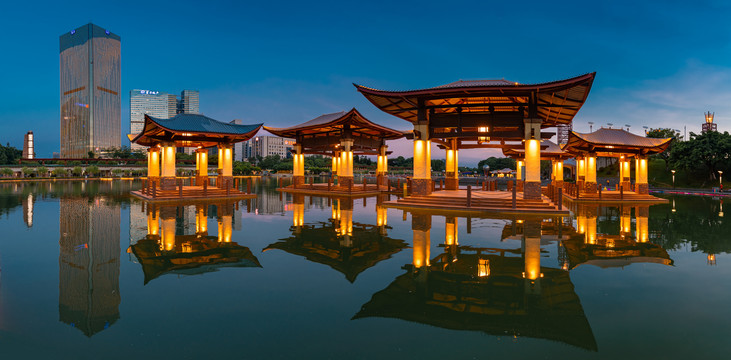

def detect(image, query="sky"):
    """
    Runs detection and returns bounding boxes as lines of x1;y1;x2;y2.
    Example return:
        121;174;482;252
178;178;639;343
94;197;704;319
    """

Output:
1;0;731;166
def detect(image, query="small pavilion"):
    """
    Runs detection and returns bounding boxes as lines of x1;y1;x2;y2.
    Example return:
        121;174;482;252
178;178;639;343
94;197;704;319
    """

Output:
355;73;596;200
129;113;262;199
561;128;672;198
264;108;404;191
502;140;573;192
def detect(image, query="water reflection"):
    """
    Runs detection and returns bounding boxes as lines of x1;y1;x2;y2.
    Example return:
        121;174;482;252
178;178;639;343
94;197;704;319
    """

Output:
354;213;598;351
265;194;407;282
129;202;261;284
563;204;673;269
58;197;120;337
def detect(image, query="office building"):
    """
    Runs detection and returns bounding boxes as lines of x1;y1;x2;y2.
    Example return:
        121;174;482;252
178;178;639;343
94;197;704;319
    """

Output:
22;131;35;159
557;124;571;145
60;23;121;158
179;90;199;114
129;89;172;150
242;135;294;160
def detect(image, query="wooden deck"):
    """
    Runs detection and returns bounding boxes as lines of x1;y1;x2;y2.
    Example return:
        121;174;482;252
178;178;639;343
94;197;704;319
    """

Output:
385;189;569;215
277;183;384;197
563;190;668;203
131;185;256;203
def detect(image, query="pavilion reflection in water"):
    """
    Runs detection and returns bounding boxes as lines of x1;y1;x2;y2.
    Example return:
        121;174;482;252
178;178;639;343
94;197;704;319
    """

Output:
264;194;407;282
562;203;673;269
59;197;121;337
129;201;261;284
353;213;598;351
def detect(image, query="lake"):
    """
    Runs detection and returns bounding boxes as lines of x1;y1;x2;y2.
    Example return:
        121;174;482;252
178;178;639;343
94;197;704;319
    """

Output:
0;179;729;359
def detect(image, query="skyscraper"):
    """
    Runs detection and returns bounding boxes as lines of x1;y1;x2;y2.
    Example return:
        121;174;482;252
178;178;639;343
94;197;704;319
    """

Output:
60;23;121;158
22;131;35;159
180;90;200;114
129;89;171;150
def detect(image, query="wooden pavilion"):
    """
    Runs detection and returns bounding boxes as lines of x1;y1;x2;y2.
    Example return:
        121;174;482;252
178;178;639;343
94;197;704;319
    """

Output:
355;73;595;200
129;113;262;200
561;128;672;200
264;108;404;194
503;139;573;194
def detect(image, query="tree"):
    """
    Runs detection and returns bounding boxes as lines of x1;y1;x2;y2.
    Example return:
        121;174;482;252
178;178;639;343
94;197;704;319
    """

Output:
477;157;516;172
86;165;100;176
647;128;681;170
431;159;446;172
72;166;83;176
669;131;731;182
0;168;13;177
37;166;48;177
52;168;67;177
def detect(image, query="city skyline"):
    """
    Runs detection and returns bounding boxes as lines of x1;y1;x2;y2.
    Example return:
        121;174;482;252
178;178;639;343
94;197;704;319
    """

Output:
2;1;731;165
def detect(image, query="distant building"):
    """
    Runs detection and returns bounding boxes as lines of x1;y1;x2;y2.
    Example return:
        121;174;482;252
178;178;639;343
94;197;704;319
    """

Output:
702;111;717;133
60;23;121;158
179;90;199;114
242;135;294;160
557;124;571;145
130;90;172;150
22;131;35;159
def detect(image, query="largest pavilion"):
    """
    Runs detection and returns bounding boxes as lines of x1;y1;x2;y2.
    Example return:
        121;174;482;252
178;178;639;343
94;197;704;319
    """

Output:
355;73;596;199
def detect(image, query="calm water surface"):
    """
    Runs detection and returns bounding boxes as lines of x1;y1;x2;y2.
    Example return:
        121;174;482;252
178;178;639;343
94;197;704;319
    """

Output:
0;179;729;359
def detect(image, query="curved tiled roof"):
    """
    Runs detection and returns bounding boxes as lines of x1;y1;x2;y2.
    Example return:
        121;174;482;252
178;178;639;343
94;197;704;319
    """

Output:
264;108;404;140
562;128;673;155
354;73;596;126
129;113;263;147
148;114;262;135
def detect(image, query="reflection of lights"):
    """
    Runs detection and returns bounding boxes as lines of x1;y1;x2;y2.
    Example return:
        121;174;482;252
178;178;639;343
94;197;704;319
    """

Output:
708;254;717;265
478;258;490;277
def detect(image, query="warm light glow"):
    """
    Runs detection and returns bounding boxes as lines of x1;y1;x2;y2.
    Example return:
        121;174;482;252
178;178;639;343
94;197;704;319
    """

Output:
636;215;649;243
161;146;176;177
525;139;540;182
293;202;305;227
445;219;458;246
585;155;597;183
524;237;540;280
147;211;159;236
161;218;176;251
148;149;160;177
413;229;430;268
413;140;431;179
705;111;715;124
478;258;490;277
217;215;232;242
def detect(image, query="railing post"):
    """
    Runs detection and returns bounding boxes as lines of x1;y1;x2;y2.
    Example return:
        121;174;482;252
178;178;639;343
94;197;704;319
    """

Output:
203;179;207;196
178;178;183;198
328;177;331;191
247;178;252;194
152;182;157;198
512;179;517;209
598;185;602;200
349;181;352;193
620;184;624;200
227;180;231;196
403;183;408;198
363;177;367;190
558;188;563;210
467;185;472;207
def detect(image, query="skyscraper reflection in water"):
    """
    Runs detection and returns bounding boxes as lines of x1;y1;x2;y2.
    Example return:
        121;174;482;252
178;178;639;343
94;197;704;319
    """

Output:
59;197;120;337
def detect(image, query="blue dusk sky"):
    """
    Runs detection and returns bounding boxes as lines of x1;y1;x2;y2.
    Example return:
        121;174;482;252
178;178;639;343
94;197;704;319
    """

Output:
1;0;730;165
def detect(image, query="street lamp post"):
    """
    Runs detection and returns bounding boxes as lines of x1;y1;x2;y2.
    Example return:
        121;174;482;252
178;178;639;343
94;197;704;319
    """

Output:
719;170;723;192
671;169;676;189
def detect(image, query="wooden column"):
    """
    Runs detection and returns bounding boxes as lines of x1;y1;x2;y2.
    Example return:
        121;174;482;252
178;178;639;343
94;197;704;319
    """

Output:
523;118;542;199
445;139;459;190
412;122;432;196
195;148;209;186
376;144;388;188
292;143;305;187
635;156;649;194
160;142;177;190
338;139;354;189
147;147;161;188
584;153;597;194
217;143;233;189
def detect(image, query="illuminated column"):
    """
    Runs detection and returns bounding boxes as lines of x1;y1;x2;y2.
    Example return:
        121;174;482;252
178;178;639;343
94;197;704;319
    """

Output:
523;218;542;295
339;198;353;247
445;140;459;190
412;123;432;196
339;139;354;188
376;144;389;188
516;159;524;182
622;157;631;190
195;148;209;186
217;214;232;243
292;143;305;187
195;205;208;235
635;156;649;194
445;216;458;246
146;208;160;238
412;213;431;269
160;142;177;190
292;194;305;234
576;156;585;191
160;206;176;251
522;118;542;199
584;153;597;194
620;206;632;237
147;147;161;186
376;201;388;236
635;206;649;243
585;206;597;244
331;151;339;176
217;143;233;189
553;160;564;187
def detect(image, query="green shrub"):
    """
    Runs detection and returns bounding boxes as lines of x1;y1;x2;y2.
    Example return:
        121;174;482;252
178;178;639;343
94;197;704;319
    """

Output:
1;168;14;177
72;166;83;176
86;165;100;176
52;168;67;177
